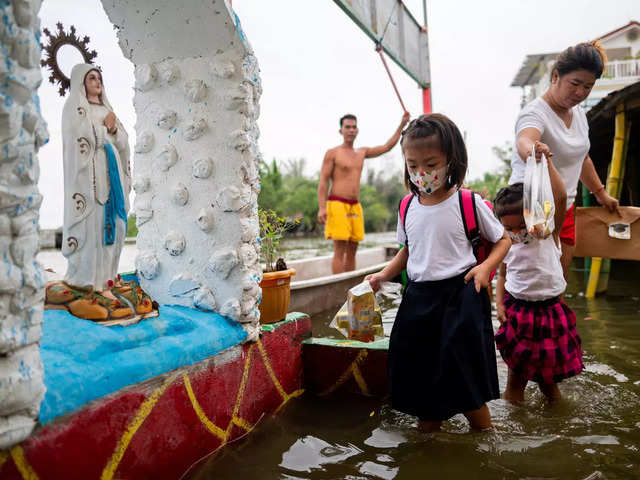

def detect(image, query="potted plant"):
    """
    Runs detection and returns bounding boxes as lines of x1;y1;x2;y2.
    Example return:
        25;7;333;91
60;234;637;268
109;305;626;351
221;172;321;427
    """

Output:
258;208;297;324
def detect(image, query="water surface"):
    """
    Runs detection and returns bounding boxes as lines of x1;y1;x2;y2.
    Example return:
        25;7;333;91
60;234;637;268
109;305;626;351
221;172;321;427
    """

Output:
188;267;640;479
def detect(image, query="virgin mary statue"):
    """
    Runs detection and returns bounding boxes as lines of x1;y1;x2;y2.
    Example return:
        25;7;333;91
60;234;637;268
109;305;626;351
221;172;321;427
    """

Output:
61;63;131;294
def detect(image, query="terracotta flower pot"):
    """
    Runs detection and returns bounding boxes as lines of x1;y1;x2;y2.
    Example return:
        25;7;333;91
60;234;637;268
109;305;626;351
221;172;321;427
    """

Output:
258;268;296;324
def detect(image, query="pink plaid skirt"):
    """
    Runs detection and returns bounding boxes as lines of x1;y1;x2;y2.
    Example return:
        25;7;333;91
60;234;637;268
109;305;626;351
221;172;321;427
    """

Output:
495;292;583;384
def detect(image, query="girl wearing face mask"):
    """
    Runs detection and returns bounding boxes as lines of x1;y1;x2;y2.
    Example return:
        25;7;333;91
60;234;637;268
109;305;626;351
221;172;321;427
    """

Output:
366;114;510;432
494;144;583;404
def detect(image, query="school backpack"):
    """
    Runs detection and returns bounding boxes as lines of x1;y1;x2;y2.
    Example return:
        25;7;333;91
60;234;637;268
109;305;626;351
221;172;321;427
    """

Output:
398;189;497;281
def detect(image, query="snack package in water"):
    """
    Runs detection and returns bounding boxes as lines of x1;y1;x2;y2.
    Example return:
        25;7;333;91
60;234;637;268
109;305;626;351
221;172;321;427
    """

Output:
330;281;383;342
523;146;555;239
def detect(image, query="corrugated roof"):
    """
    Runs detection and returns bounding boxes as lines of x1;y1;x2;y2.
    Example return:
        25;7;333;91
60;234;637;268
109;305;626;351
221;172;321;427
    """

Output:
510;53;558;87
587;80;640;124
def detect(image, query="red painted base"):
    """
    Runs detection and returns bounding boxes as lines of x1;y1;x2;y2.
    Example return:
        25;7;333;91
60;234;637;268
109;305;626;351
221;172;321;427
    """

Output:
303;343;388;397
0;315;311;480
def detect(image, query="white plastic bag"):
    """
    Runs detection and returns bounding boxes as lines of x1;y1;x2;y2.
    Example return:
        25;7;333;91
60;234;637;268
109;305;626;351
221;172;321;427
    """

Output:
523;146;555;239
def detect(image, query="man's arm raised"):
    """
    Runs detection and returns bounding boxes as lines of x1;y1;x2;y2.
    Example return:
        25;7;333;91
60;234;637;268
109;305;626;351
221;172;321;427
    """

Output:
364;111;410;159
317;149;335;224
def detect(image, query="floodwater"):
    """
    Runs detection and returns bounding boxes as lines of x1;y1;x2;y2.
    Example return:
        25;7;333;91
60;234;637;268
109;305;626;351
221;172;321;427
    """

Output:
187;262;640;480
38;237;640;479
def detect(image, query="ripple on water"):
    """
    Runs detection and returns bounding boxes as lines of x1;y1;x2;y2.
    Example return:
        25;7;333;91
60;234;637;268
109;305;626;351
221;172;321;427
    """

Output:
358;461;398;479
584;361;629;383
364;427;407;449
572;435;620;445
280;436;362;473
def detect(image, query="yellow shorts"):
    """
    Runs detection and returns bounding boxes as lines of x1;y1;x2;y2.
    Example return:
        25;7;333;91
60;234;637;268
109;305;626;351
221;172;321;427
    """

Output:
324;198;364;243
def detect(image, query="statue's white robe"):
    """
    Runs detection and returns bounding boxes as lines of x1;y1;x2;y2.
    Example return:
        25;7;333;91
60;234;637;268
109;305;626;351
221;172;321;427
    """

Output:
61;64;131;290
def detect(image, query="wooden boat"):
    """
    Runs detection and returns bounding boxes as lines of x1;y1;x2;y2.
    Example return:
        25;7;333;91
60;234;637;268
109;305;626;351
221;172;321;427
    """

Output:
288;245;398;316
0;289;312;480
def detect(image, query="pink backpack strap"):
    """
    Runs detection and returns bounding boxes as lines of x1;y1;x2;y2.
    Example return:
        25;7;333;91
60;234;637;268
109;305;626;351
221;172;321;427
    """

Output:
398;194;415;247
458;189;481;253
399;194;414;231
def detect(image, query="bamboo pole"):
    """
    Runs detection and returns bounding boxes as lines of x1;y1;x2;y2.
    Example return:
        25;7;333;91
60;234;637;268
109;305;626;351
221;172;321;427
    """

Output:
586;103;626;298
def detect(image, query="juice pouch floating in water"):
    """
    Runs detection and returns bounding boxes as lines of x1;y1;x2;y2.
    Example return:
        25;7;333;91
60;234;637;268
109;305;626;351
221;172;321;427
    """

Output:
330;281;383;342
523;146;555;239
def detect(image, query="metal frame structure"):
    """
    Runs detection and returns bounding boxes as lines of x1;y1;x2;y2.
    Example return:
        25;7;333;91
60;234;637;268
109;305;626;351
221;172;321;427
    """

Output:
332;0;432;113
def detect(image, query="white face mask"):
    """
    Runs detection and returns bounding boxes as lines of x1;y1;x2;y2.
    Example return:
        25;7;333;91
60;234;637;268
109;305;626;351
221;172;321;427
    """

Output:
408;166;447;195
508;229;533;244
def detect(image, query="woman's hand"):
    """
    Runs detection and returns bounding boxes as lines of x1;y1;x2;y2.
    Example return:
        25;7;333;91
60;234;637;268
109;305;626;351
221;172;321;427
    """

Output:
595;189;621;215
533;140;553;161
104;112;117;134
464;264;490;293
365;272;386;293
496;304;507;325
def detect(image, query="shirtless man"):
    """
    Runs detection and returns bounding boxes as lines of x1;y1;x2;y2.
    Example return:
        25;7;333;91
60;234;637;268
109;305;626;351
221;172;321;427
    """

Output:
318;112;410;274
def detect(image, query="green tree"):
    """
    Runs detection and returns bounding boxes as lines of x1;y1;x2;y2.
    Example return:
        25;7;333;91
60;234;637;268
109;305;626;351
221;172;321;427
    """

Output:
280;175;318;231
126;214;138;237
360;184;391;231
465;141;514;200
258;158;283;212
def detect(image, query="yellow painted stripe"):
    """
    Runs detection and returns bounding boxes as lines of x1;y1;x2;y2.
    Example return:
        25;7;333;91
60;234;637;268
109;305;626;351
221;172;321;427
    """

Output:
274;388;305;414
10;445;39;480
0;451;8;471
232;345;253;419
351;364;370;396
184;374;227;441
256;339;287;400
318;349;368;396
101;373;178;480
232;417;252;432
225;345;254;437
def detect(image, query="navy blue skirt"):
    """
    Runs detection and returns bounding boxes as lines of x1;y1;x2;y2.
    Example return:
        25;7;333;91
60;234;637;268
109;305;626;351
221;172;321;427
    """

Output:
388;272;499;421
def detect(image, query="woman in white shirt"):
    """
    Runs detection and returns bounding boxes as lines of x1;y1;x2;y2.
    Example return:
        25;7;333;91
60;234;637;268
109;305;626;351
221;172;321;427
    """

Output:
509;42;620;276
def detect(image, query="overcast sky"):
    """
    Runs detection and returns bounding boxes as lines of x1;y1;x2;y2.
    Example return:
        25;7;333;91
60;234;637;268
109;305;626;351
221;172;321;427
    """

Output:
36;0;638;228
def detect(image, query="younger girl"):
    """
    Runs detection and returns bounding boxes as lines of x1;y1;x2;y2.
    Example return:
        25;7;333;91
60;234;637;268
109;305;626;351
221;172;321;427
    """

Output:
494;141;584;403
366;114;510;432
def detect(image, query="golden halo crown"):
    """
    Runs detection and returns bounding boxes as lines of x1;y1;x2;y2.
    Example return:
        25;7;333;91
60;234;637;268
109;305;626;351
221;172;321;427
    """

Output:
41;23;98;97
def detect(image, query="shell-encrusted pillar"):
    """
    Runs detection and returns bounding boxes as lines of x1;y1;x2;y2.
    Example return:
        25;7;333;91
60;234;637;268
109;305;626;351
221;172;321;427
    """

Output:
0;0;48;448
101;0;262;340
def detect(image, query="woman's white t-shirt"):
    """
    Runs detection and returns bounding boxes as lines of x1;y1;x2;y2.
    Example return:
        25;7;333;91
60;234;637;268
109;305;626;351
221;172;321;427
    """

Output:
504;235;566;301
509;97;590;208
397;191;505;282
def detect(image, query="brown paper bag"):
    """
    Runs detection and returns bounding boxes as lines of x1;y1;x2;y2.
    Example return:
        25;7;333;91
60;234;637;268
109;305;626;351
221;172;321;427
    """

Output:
575;207;640;260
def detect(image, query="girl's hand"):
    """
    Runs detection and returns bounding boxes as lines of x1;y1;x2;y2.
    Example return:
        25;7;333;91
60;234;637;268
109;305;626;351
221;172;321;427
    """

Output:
595;189;621;216
464;264;490;293
365;273;385;293
533;140;553;161
496;305;507;325
104;112;117;133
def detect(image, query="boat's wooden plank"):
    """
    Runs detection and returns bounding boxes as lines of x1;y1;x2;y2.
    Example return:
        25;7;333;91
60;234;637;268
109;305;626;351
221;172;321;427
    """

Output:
303;342;389;397
302;336;388;351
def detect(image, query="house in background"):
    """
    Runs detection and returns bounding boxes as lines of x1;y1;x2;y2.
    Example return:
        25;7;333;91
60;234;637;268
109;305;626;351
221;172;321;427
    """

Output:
511;20;640;110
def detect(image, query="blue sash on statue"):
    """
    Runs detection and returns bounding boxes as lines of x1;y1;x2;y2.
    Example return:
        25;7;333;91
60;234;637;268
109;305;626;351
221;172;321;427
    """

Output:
103;142;128;245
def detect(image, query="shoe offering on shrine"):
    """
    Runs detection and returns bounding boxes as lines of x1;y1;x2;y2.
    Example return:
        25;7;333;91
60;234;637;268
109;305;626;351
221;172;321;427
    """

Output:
111;284;154;315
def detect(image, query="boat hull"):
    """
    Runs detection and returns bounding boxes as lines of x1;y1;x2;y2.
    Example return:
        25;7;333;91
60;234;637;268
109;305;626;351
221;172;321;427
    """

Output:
302;337;389;397
0;314;311;480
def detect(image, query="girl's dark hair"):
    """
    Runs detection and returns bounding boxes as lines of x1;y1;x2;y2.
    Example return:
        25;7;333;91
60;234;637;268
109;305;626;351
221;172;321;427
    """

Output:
400;113;467;195
550;41;607;81
494;183;523;219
